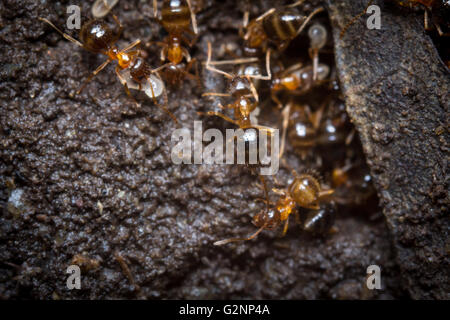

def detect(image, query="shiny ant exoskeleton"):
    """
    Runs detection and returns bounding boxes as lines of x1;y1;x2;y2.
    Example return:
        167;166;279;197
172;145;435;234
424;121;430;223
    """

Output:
241;1;325;55
214;171;334;245
148;0;200;86
270;62;330;109
200;42;274;133
92;0;119;19
39;10;178;123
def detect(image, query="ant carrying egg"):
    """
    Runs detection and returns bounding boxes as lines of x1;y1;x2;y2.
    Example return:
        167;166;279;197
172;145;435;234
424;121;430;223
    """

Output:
39;5;178;123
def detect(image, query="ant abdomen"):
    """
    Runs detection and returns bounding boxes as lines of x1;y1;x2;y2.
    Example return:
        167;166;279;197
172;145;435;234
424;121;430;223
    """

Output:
79;19;118;53
161;0;192;33
289;174;322;210
302;201;336;234
262;10;304;43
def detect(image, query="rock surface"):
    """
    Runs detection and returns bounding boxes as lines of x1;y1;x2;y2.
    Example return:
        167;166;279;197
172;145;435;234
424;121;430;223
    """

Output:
328;0;449;299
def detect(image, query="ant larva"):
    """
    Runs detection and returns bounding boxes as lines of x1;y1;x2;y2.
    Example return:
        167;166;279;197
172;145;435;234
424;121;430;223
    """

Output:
148;0;200;85
241;1;325;55
199;42;274;133
39;10;178;124
214;171;334;245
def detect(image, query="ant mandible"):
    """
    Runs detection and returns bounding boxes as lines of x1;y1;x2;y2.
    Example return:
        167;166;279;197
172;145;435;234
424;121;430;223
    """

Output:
214;171;334;245
39;6;178;124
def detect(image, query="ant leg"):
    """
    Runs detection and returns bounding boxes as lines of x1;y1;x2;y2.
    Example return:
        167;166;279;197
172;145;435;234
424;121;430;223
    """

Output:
272;188;285;196
151;63;172;74
202;92;231;98
241;124;275;136
242;7;275;41
319;189;334;199
250;167;270;211
259;174;270;211
181;47;192;62
288;0;306;8
205;42;234;79
281;218;289;236
255;7;276;22
77;59;112;94
146;40;167;48
246;48;272;81
184;58;202;88
345;128;356;146
247;77;259;102
186;0;198;35
120;39;141;53
294;210;301;225
120;39;141;55
279;101;291;159
110;13;123;39
306;102;325;130
206;57;259;66
295;7;324;37
39;18;83;47
115;66;140;107
271;91;283;109
148;74;179;125
213;223;267;246
309;47;319;81
424;9;431;31
153;0;158;18
197;111;240;126
339;0;373;39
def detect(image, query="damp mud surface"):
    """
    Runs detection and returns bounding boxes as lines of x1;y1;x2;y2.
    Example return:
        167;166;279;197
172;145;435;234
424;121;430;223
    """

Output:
0;0;447;299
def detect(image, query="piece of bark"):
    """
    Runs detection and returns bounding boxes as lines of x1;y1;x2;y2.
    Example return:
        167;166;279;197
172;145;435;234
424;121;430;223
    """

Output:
327;0;449;299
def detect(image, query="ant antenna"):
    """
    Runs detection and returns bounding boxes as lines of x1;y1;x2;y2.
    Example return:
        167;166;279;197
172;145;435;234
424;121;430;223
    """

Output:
295;7;325;37
213;222;268;246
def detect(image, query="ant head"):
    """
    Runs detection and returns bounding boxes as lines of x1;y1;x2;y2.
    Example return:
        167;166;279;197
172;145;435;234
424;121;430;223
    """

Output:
289;174;321;209
80;19;118;53
238;96;257;118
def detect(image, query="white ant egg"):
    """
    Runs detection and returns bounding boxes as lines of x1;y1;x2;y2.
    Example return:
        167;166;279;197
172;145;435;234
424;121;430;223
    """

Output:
92;0;119;19
308;23;327;50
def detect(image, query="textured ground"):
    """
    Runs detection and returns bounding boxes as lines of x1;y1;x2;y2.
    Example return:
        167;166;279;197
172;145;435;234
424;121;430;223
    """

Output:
0;0;446;299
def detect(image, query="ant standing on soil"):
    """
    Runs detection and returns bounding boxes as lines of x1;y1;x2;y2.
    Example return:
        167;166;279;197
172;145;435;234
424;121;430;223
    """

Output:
39;5;178;124
214;171;334;245
148;0;201;86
